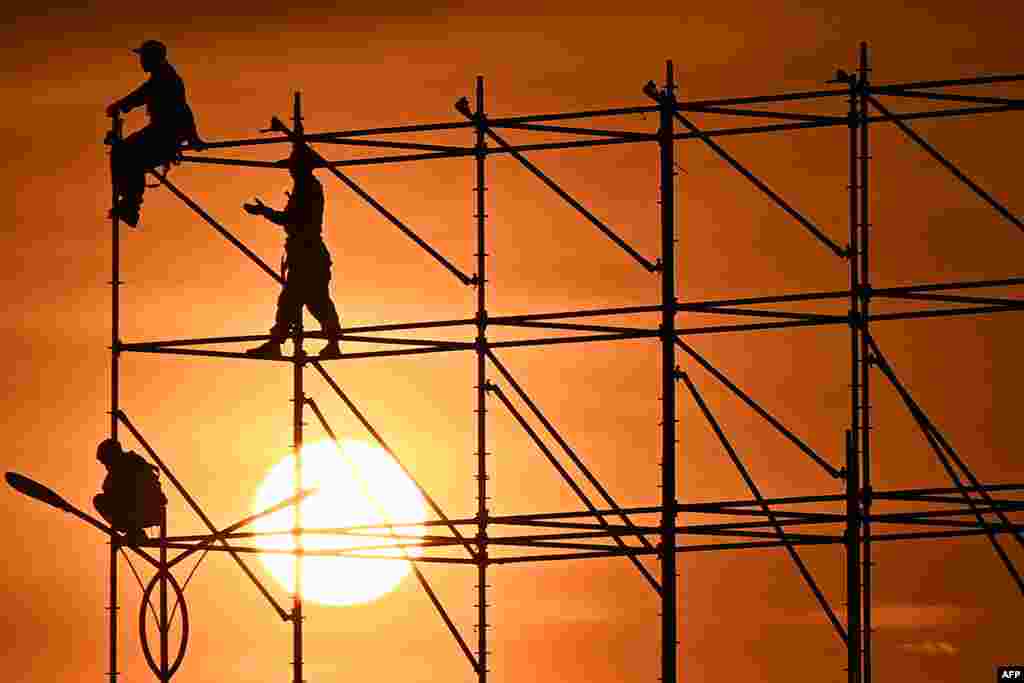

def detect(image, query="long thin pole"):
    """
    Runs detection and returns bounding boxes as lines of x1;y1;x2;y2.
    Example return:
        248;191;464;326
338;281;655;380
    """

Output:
108;111;123;683
291;91;305;683
473;75;490;683
857;42;873;683
160;511;169;681
110;114;122;440
659;60;679;683
845;63;863;683
108;537;118;683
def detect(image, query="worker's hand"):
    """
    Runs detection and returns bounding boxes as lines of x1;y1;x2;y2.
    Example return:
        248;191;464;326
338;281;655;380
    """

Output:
243;198;267;216
105;101;121;118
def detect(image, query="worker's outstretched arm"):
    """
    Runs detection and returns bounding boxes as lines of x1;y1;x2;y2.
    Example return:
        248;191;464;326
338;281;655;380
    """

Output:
242;198;288;226
105;79;151;118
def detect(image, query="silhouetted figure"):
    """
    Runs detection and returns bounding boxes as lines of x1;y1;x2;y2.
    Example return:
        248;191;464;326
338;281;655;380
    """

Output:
243;145;342;358
105;40;205;228
93;438;167;544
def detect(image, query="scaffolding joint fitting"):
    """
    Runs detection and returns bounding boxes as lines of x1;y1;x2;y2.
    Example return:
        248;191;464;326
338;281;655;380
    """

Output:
261;116;287;134
862;485;873;506
855;283;873;300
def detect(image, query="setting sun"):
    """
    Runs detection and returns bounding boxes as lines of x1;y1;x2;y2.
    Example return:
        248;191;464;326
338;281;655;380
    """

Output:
251;439;428;606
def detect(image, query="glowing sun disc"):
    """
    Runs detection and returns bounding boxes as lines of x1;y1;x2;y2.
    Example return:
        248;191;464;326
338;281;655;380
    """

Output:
251;439;427;606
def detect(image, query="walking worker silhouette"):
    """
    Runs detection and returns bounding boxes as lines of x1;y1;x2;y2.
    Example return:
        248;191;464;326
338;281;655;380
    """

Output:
243;144;343;358
93;438;167;545
105;39;205;228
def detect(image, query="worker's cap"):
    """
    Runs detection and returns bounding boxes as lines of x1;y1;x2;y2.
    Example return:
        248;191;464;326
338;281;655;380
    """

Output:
96;438;122;464
132;40;167;60
278;144;321;170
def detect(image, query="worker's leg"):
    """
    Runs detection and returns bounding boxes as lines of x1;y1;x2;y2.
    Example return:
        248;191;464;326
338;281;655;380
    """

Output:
110;127;176;226
301;265;342;357
111;129;147;205
247;278;300;356
271;279;303;339
93;493;116;527
305;268;342;338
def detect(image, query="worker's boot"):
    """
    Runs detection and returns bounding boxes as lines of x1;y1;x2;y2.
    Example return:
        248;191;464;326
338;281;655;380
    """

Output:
245;339;283;357
319;339;341;359
109;197;141;228
125;527;148;547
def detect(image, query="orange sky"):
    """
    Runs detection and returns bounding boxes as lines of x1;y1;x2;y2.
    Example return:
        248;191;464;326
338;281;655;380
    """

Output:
2;3;1023;682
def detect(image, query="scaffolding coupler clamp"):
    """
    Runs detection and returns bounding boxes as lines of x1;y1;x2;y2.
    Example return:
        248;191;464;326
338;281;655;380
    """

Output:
260;116;288;134
455;97;474;119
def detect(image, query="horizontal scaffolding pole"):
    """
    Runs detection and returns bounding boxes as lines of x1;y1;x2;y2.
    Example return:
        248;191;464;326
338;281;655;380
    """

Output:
180;102;1024;172
871;276;1024;295
872;292;1024;307
491;120;657;140
683;104;847;123
876;89;1024;106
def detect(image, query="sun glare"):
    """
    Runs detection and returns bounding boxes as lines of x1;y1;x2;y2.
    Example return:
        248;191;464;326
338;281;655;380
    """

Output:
251;439;428;606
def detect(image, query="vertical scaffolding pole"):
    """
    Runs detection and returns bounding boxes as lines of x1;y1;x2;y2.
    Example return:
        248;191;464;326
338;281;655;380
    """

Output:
291;91;305;683
108;538;119;683
160;512;169;682
108;112;123;683
110;114;122;441
659;60;679;683
857;42;873;683
845;66;863;683
473;75;490;683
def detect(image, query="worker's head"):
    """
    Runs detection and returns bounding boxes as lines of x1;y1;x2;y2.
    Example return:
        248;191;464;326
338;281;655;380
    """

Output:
132;40;168;72
96;438;122;466
282;144;319;179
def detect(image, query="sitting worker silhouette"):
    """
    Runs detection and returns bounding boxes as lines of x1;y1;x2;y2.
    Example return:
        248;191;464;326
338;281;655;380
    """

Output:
242;144;343;358
105;39;205;228
93;438;167;544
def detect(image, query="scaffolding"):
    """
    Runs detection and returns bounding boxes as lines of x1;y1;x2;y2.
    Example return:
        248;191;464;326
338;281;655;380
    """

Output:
8;42;1024;682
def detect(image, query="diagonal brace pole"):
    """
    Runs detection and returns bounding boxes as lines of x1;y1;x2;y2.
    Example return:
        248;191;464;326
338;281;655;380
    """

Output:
454;106;659;272
486;350;661;556
149;170;284;284
864;332;1024;553
269;117;474;285
679;372;847;643
310;361;478;559
487;382;662;594
864;335;1024;594
304;397;481;674
865;95;1024;233
116;410;292;621
666;107;846;258
674;338;842;478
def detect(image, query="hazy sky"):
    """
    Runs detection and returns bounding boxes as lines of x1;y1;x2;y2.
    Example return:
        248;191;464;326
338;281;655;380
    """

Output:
2;3;1023;682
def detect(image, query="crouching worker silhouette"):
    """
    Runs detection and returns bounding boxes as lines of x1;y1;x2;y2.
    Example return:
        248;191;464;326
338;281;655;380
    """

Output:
105;39;205;228
243;144;342;358
93;438;167;545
